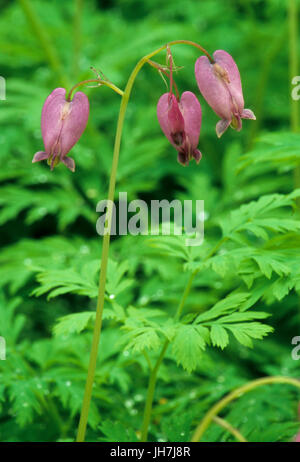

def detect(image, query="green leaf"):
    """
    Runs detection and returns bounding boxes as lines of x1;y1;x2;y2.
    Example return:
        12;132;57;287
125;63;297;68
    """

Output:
171;324;208;372
195;293;250;323
210;325;229;349
227;322;273;348
219;191;300;241
9;379;42;427
53;312;95;336
99;420;139;442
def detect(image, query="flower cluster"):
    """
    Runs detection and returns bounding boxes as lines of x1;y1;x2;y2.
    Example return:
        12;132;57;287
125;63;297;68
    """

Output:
32;48;255;171
157;49;255;166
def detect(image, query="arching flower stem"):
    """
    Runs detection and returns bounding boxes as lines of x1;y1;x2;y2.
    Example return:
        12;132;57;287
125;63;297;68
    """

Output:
191;376;300;442
67;79;124;101
76;39;213;443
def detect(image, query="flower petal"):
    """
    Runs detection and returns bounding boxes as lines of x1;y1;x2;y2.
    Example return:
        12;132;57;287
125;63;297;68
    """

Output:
60;91;89;158
213;50;244;113
195;55;232;120
177;151;189;166
179;91;202;150
41;88;66;155
216;118;231;138
32;151;50;163
242;108;256;120
61;156;75;172
192;149;202;163
157;93;179;149
167;94;185;145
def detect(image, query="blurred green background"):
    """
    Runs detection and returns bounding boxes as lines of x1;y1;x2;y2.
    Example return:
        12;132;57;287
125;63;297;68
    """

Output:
0;0;300;443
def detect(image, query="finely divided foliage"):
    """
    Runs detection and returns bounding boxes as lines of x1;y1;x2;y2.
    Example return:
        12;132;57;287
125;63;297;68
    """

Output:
0;0;299;444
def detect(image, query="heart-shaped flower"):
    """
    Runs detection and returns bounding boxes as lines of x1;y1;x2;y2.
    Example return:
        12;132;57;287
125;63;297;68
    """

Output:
195;50;255;137
157;91;202;166
32;88;89;172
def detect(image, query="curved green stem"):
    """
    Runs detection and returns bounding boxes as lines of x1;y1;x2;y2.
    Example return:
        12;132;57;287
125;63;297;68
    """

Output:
67;79;124;101
212;416;247;442
76;39;213;443
191;376;300;442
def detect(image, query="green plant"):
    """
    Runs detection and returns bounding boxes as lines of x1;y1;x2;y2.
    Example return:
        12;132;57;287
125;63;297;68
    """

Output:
0;0;300;444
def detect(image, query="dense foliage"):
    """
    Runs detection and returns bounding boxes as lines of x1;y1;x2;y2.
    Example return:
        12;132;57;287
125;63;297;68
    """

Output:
0;0;300;443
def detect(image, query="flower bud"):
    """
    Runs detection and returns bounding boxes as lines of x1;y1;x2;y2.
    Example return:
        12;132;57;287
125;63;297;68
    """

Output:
32;87;89;171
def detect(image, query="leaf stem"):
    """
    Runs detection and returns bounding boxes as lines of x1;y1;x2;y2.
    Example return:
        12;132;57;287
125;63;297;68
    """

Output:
191;376;300;442
140;267;197;442
175;270;198;320
139;234;229;441
142;350;153;371
140;341;169;441
76;39;213;443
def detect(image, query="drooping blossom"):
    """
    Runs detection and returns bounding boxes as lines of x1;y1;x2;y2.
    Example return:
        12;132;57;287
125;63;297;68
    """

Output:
32;88;89;172
157;91;202;166
195;50;256;137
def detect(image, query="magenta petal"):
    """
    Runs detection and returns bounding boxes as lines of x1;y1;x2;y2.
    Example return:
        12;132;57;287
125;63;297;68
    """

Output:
61;156;75;172
41;88;67;155
32;151;49;163
180;91;201;149
157;91;202;165
157;93;179;149
157;92;202;150
242;108;256;120
195;55;232;120
167;94;185;145
213;50;244;113
216;119;231;138
60;91;89;158
192;149;202;164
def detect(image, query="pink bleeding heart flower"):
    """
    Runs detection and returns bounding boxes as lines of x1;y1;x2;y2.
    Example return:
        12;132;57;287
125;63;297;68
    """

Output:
195;50;256;138
32;87;89;172
157;91;202;166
